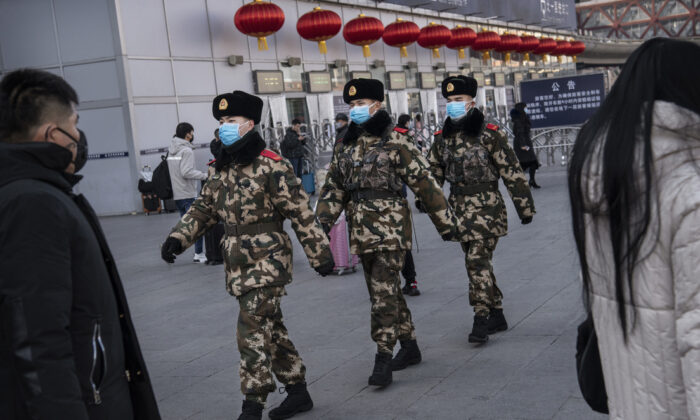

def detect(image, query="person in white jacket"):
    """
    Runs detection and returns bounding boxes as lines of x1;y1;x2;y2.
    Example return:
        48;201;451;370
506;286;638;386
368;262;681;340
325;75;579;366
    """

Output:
568;38;700;419
168;122;209;263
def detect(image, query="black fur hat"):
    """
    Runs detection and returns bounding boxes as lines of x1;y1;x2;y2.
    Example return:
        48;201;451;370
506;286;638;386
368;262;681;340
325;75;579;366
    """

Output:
441;76;478;98
212;91;263;123
343;79;385;104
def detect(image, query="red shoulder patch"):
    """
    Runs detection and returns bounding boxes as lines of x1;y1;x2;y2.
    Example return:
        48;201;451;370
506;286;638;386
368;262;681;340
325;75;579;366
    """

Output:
486;123;499;131
393;127;408;134
260;149;282;161
434;130;442;136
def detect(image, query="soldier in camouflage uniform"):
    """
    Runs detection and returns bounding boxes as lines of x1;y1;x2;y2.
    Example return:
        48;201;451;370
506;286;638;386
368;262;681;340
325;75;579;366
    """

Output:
316;79;460;387
161;91;335;420
427;76;536;344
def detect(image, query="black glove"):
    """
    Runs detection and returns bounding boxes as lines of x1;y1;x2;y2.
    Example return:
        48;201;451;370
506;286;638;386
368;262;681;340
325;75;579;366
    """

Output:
315;261;335;277
320;222;332;239
521;217;533;225
161;237;182;263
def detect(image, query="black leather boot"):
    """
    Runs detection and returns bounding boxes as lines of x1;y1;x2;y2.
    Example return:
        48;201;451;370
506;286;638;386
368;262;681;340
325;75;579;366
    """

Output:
487;308;508;334
468;315;489;343
391;339;422;371
368;352;393;386
268;382;313;420
238;400;263;420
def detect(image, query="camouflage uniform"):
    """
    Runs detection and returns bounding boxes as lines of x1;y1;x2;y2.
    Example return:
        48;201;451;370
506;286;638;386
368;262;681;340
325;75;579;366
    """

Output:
316;111;458;354
427;120;535;316
168;148;332;402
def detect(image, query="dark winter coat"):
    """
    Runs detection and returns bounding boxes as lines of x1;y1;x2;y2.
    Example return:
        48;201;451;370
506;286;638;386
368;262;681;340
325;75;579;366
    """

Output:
281;128;306;159
510;108;538;165
335;124;349;144
0;142;160;420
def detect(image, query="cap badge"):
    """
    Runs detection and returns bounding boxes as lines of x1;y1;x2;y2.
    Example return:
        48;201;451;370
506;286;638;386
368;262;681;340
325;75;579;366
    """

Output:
348;86;357;96
218;98;228;110
446;83;454;93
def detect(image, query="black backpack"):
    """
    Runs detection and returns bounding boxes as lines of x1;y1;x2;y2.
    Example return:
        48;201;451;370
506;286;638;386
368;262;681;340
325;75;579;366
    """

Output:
152;153;173;200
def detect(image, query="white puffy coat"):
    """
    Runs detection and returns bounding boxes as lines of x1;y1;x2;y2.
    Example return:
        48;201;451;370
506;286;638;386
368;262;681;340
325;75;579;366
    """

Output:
584;101;700;419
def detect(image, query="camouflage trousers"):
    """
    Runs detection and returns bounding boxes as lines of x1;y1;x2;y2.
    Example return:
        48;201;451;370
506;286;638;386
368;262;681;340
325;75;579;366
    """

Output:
461;237;503;317
360;251;416;354
237;286;305;403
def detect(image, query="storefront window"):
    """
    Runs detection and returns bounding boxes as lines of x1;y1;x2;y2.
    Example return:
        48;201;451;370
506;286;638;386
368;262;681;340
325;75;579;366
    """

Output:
370;65;386;82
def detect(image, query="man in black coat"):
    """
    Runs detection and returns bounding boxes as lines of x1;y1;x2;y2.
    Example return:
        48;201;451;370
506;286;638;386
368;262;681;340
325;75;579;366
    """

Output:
281;118;307;178
510;102;541;188
0;69;160;420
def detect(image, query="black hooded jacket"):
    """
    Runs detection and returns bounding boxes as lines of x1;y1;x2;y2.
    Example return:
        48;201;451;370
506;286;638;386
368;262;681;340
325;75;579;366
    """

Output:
0;142;160;420
510;108;538;164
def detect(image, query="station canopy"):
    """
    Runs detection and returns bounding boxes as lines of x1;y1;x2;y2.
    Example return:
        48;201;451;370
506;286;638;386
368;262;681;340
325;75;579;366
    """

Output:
378;0;577;31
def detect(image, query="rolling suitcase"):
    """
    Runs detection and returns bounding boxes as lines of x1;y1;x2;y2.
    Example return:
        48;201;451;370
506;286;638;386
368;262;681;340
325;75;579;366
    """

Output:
329;212;358;275
142;193;161;215
301;158;315;195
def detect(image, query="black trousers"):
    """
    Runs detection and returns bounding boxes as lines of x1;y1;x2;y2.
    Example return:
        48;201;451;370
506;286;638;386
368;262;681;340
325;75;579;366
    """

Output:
401;250;416;282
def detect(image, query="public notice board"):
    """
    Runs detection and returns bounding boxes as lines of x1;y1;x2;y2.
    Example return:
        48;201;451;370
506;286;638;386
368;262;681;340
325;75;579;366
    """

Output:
519;73;605;129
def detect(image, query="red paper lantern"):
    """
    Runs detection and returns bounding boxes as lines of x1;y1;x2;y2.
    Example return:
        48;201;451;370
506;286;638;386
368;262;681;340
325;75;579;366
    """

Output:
551;40;572;62
533;37;557;60
234;0;285;51
382;18;420;58
297;7;342;54
446;25;476;59
417;22;452;58
567;40;586;62
496;33;523;63
471;30;501;62
518;35;540;62
343;13;384;58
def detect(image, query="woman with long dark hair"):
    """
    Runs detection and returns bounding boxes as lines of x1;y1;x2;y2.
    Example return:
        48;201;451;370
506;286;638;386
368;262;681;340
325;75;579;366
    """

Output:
568;38;700;418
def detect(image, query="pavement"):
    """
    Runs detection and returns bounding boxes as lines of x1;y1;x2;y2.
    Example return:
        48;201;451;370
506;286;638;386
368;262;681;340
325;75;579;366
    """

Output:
102;168;606;420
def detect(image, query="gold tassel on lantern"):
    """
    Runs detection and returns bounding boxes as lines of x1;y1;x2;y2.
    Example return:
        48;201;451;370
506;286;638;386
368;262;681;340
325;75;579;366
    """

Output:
483;51;490;63
573;56;578;63
318;40;327;54
400;46;408;57
432;48;440;58
505;52;511;63
258;37;268;51
362;45;371;57
524;52;530;62
458;48;465;59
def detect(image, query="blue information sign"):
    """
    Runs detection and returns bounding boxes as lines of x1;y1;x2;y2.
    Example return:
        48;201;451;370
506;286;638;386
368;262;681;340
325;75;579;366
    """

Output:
519;73;605;129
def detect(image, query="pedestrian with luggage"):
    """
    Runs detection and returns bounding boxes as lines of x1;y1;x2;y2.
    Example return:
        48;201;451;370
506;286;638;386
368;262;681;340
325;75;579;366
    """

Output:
281;119;307;179
167;122;209;263
161;90;335;420
316;79;460;388
510;102;541;188
0;68;160;420
427;76;536;344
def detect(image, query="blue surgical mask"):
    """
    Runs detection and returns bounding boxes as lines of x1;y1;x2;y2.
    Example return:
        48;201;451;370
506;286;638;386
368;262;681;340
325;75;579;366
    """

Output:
350;105;371;125
446;101;467;120
219;121;249;146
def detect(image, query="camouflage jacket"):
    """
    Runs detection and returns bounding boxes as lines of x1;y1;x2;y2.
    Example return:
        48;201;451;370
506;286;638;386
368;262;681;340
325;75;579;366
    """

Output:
169;142;332;296
427;110;535;241
316;110;459;254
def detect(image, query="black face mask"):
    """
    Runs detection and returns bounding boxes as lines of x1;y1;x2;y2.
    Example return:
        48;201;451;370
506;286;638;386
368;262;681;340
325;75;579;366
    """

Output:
54;127;88;172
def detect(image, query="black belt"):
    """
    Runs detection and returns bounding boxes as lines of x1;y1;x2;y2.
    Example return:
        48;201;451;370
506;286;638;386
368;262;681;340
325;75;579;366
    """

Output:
450;181;499;195
224;221;283;236
350;189;401;202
